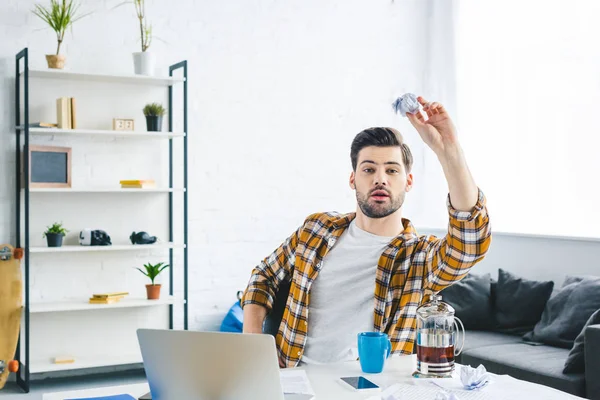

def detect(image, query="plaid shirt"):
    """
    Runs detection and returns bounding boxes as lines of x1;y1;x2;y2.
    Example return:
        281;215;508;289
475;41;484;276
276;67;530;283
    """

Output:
242;188;491;368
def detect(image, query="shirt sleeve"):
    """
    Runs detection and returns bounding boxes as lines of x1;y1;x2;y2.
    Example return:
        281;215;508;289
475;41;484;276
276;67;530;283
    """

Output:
422;187;492;293
241;224;302;313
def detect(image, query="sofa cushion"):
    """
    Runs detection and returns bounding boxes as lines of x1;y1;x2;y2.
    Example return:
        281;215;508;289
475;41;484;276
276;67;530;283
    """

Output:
494;269;554;334
460;343;586;397
461;330;523;353
524;276;600;349
439;273;495;330
563;308;600;373
586;325;600;400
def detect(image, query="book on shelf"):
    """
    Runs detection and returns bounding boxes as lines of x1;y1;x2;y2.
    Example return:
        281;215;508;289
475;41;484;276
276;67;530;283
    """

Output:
120;179;156;189
92;292;129;298
71;97;77;129
89;296;124;304
56;96;77;129
28;122;58;128
89;292;129;304
53;356;75;364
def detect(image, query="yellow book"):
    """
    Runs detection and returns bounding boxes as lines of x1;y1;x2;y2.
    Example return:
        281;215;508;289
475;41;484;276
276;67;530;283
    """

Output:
53;356;75;364
70;97;77;129
119;180;155;185
89;297;123;304
56;98;68;128
92;292;129;298
121;183;156;189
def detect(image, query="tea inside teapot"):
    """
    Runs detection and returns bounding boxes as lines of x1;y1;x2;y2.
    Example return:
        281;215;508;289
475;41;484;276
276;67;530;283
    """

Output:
413;294;465;378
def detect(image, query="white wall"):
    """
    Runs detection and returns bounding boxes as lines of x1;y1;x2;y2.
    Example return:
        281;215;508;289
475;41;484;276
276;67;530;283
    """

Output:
1;0;598;380
0;0;432;359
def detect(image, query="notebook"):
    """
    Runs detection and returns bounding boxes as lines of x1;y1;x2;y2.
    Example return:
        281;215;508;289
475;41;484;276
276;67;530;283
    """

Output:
66;395;136;400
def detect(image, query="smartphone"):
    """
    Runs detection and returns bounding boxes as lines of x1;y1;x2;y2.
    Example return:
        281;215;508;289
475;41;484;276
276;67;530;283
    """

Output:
339;376;381;392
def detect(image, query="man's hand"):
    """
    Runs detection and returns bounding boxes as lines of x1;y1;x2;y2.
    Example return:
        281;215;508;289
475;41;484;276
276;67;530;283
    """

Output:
406;96;458;157
406;95;478;211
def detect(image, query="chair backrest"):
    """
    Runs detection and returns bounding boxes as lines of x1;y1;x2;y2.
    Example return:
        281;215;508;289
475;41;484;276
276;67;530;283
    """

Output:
262;280;291;337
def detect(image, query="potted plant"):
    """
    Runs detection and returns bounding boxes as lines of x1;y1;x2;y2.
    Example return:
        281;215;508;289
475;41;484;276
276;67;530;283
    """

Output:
132;0;154;75
136;261;169;300
32;0;89;69
143;102;165;132
43;222;68;247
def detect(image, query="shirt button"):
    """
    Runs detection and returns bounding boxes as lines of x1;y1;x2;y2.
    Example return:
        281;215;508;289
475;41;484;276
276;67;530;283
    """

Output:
297;351;301;356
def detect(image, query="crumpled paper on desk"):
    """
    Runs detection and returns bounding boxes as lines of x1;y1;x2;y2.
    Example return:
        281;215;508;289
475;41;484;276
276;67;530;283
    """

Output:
392;93;420;117
460;364;491;390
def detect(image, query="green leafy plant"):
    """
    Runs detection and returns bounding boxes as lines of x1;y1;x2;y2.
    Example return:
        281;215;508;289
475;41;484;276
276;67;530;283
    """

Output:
112;0;152;52
43;222;68;237
136;261;169;285
134;0;152;52
143;102;166;117
32;0;89;55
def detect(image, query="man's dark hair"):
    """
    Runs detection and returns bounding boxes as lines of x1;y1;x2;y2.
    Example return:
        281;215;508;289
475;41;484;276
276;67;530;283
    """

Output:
350;127;413;173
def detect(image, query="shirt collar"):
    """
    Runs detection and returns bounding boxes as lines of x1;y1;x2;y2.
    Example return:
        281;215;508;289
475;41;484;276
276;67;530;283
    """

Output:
331;212;418;244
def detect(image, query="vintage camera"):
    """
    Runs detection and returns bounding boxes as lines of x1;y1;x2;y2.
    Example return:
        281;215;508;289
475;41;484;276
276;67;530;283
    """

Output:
79;229;112;246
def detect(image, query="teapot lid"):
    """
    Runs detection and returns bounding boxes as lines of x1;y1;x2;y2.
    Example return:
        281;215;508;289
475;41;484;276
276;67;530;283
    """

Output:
416;293;455;318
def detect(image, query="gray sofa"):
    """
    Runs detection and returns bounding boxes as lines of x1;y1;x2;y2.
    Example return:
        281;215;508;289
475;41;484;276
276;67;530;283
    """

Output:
441;269;600;400
456;327;600;399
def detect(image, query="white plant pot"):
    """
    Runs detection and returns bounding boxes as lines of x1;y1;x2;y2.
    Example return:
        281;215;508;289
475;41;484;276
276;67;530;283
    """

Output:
133;51;155;76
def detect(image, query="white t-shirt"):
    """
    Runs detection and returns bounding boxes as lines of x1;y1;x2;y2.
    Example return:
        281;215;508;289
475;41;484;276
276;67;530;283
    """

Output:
300;220;395;365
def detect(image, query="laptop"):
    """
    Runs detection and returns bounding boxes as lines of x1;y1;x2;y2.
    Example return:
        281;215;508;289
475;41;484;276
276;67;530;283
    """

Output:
136;328;286;400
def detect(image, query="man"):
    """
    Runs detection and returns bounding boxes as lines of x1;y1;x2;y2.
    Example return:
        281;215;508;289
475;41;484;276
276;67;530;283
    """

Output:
241;96;492;368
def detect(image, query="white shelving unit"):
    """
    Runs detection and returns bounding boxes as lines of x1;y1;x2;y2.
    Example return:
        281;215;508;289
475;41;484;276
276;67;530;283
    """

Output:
30;188;186;193
17;126;185;139
30;354;145;374
30;296;185;313
29;243;185;253
22;68;185;86
14;48;189;391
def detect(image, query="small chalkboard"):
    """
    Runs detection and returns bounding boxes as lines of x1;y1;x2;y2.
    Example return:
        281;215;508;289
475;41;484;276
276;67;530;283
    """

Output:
29;145;71;188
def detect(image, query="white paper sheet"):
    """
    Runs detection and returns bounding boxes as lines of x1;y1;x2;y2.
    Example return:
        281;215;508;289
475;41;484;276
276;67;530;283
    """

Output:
279;369;315;396
380;382;492;400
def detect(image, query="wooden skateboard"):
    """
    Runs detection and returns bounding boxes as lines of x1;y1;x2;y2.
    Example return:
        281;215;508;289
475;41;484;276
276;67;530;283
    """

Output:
0;244;23;389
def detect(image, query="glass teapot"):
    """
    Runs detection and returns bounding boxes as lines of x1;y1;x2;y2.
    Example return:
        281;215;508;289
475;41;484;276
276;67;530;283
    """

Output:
413;293;465;378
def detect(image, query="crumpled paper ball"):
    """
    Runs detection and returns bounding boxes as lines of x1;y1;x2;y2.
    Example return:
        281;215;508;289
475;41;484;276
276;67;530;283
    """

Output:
460;364;491;390
392;93;421;117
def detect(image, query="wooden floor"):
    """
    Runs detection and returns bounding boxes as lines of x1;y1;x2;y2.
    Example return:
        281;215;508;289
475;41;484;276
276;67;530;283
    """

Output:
0;369;147;400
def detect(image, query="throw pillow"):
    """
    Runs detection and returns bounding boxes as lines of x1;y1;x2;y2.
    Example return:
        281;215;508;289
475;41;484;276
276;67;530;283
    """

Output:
439;272;495;330
494;268;554;334
524;276;600;349
563;308;600;373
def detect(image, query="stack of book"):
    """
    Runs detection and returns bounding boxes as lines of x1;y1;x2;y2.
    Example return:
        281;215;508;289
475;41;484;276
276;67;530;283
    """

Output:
89;292;129;304
120;179;156;189
56;96;77;129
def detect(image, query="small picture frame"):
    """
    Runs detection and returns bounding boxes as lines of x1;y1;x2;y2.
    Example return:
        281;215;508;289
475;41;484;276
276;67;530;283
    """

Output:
113;118;135;131
27;145;72;188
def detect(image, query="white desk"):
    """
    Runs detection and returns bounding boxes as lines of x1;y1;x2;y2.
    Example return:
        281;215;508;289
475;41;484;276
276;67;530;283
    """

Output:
43;354;584;400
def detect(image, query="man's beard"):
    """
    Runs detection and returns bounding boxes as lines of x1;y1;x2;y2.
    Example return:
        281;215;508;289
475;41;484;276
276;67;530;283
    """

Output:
356;187;405;219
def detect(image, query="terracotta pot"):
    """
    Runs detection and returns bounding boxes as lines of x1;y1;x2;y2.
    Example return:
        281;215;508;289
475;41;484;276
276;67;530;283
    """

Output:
46;54;66;69
146;284;161;300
